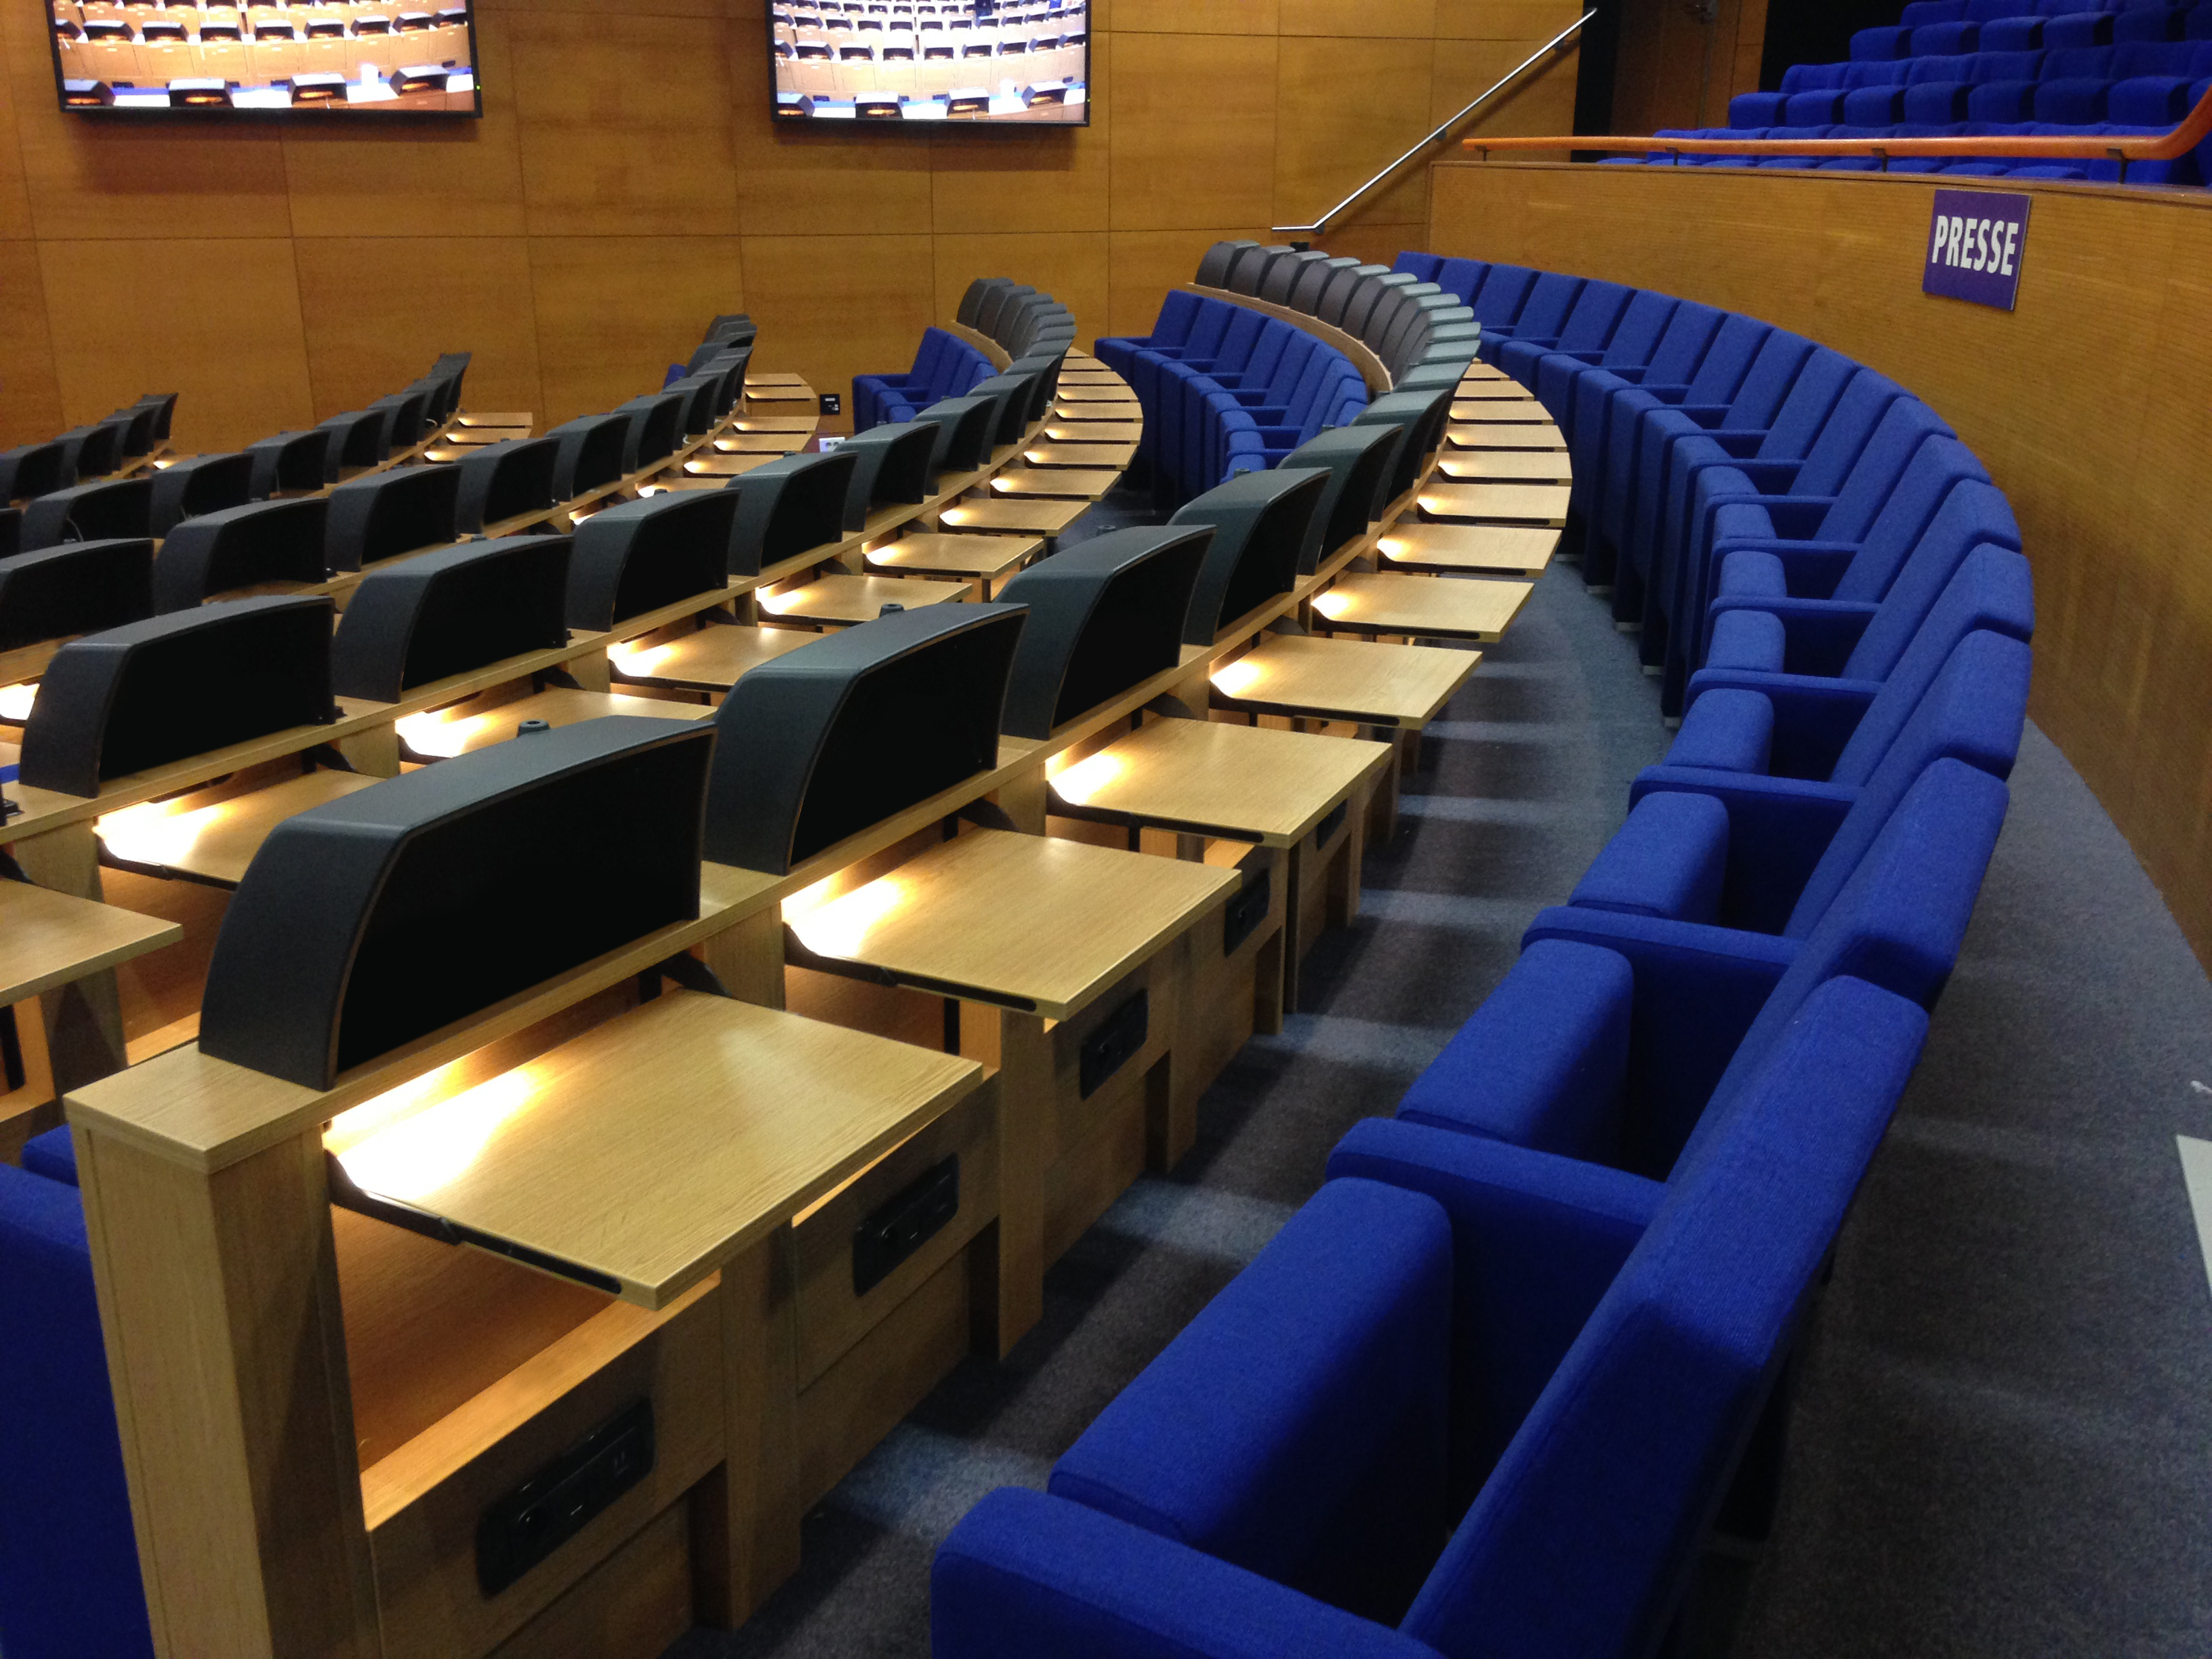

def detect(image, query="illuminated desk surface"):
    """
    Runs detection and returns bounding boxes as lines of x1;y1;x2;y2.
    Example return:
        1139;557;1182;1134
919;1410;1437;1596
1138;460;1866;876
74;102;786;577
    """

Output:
743;386;818;406
1445;405;1555;427
325;989;984;1309
1313;572;1534;642
785;827;1237;1021
1452;385;1536;405
1417;483;1572;528
940;497;1088;537
1379;523;1559;576
763;574;971;627
0;880;182;1007
712;432;809;455
1054;385;1138;404
1050;404;1140;426
1210;634;1479;730
612;624;819;692
451;412;535;431
989;466;1119;500
97;769;382;887
1435;451;1574;484
679;454;775;479
1446;424;1568;453
1023;442;1137;470
1049;718;1391;848
867;533;1041;580
732;414;821;435
399;687;708;761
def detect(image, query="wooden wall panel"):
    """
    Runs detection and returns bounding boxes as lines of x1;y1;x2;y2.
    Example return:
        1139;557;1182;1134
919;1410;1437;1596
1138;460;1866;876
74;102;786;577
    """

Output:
0;3;1578;449
1429;161;2212;967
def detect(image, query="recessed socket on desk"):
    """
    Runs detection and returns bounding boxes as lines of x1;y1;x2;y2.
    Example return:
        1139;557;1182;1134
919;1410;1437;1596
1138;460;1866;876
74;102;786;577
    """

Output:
1080;989;1149;1099
1223;865;1273;958
476;1399;655;1599
853;1153;960;1297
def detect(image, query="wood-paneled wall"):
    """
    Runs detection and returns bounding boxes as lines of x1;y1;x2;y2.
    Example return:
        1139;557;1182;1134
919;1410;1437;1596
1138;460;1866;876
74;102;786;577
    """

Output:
1610;0;1768;134
0;0;1581;453
1429;160;2212;968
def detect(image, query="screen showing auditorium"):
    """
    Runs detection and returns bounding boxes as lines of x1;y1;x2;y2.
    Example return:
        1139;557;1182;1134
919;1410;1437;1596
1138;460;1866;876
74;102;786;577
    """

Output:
771;0;1089;125
47;1;482;115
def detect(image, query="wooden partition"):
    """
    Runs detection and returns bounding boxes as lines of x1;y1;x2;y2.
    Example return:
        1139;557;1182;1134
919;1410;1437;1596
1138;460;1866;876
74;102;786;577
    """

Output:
1428;161;2212;967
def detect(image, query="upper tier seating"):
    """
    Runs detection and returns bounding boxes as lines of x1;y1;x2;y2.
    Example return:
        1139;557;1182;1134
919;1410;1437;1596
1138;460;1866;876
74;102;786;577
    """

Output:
851;327;996;431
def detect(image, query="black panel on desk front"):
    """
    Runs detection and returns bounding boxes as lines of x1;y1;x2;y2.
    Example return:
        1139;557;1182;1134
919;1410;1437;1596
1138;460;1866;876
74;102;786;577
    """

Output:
958;278;1015;329
325;466;461;573
56;425;122;482
369;389;434;453
1194;240;1257;289
1004;352;1067;422
18;595;337;798
1170;468;1330;646
916;396;999;476
148;452;255;538
321;409;392;470
0;443;72;505
663;377;722;440
615;393;687;474
974;284;1036;340
995;525;1210;740
966;373;1040;451
245;429;337;495
131;392;179;445
726;450;857;576
333;536;572;703
199;717;714;1090
567;494;735;630
697;350;752;417
547;414;632;500
1279;425;1404;573
21;478;155;551
1261;250;1331;306
153;499;329;612
453;438;562;535
704;604;1025;874
1354;386;1455;504
1287;257;1359;316
837;422;943;532
0;539;154;653
0;509;16;562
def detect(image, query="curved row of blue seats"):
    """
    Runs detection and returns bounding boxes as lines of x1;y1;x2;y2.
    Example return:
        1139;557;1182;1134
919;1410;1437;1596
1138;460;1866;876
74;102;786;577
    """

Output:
1096;292;1370;508
931;255;2027;1657
1853;0;2211;63
851;325;996;432
1740;42;2212;123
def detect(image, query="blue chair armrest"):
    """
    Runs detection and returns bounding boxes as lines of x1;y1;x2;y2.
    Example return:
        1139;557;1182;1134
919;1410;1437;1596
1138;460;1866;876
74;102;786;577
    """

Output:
1711;540;1858;599
1626;767;1858;933
933;1489;1443;1659
1662;688;1775;775
1570;791;1731;926
1683;670;1880;781
1708;596;1877;679
1327;1118;1663;1492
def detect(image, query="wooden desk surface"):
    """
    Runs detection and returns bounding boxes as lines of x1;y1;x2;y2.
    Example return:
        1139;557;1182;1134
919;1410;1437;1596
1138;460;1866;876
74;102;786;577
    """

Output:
613;624;819;693
1023;443;1138;470
762;574;970;626
0;880;182;1008
1418;483;1572;527
680;454;778;478
1050;718;1391;847
1044;422;1146;444
1379;523;1560;576
98;769;382;888
745;374;809;388
401;688;708;761
712;432;809;455
868;533;1041;579
1436;451;1574;483
1210;634;1479;729
453;413;535;430
327;990;983;1309
1054;385;1138;404
939;497;1089;537
1446;424;1568;453
733;415;821;434
1452;385;1537;404
1313;572;1534;642
785;827;1237;1021
743;387;818;406
989;467;1120;500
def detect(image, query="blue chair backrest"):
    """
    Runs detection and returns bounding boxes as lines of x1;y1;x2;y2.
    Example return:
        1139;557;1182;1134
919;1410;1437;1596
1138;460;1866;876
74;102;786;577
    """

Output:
1398;974;1929;1659
1435;258;1489;304
1830;439;2003;598
1681;313;1774;406
1842;501;2032;684
1469;264;1539;330
1212;308;1269;378
1835;609;2034;802
1719;331;1816;429
1393;251;1443;280
0;1164;158;1659
1508;272;1587;341
1752;348;1858;462
1642;301;1727;387
1150;289;1204;350
1185;298;1238;362
1262;332;1322;405
1598;291;1679;367
1553;280;1634;354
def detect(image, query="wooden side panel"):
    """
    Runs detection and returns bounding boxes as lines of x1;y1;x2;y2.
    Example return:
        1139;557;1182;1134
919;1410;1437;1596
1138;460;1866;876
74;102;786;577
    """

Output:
487;1501;692;1659
1428;161;2212;968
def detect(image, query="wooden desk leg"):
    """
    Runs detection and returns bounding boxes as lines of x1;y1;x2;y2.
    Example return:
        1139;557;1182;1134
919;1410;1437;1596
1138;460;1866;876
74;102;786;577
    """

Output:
337;724;401;779
14;824;127;1089
569;651;613;695
1282;839;1309;1015
703;908;787;1011
693;1228;800;1629
964;1006;1045;1359
72;1123;381;1659
1364;730;1401;847
995;766;1048;836
1328;798;1365;932
1;998;59;1163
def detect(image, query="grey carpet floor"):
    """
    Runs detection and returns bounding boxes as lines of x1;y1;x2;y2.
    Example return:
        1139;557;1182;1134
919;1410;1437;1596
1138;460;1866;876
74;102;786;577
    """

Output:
672;550;2212;1658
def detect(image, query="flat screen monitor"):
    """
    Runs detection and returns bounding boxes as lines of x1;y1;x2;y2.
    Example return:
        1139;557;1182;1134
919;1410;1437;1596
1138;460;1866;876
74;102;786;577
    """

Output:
49;2;482;117
769;0;1088;126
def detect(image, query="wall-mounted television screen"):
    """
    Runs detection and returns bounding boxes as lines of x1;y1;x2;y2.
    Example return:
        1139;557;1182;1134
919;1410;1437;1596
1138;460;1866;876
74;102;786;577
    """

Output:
771;0;1088;125
47;1;481;116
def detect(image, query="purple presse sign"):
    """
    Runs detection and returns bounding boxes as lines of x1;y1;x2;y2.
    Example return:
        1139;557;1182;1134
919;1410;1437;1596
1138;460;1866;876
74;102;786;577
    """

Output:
1923;189;2030;311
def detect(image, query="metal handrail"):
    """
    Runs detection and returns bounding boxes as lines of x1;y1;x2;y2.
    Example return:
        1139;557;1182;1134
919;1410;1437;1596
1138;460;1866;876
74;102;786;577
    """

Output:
1458;79;2212;171
1271;8;1596;234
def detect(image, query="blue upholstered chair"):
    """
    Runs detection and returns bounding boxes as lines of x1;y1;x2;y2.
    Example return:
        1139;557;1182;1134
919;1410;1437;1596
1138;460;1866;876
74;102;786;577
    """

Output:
934;971;1931;1659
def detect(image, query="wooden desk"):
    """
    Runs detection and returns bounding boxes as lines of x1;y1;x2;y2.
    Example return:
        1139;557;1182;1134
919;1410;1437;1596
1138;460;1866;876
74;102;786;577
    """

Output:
867;533;1041;583
398;688;708;761
1054;386;1138;405
1436;451;1574;484
1312;572;1534;643
761;574;970;628
680;455;779;478
1209;633;1479;731
1446;424;1568;452
96;769;382;886
611;626;819;693
1379;523;1559;576
733;415;820;435
787;827;1233;1022
1418;483;1572;527
743;387;818;407
712;433;809;455
1044;421;1146;444
939;497;1088;539
453;413;535;432
0;880;180;1008
1452;386;1537;405
1446;406;1556;427
327;990;983;1309
1048;718;1387;850
988;467;1119;500
1023;442;1137;470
